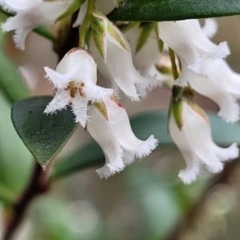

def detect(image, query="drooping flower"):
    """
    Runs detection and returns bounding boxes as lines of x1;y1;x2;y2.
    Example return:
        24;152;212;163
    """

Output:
1;0;75;49
158;19;230;76
44;48;113;128
124;22;170;85
178;58;240;123
159;19;240;122
87;98;158;178
169;96;239;184
89;11;162;101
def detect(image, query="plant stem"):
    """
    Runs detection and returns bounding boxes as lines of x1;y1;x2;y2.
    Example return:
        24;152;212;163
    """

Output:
3;163;48;240
79;0;96;48
164;160;238;240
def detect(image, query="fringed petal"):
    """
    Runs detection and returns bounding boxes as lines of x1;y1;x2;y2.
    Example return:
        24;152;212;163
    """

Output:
44;67;70;89
182;103;227;173
88;106;125;178
106;99;158;157
1;1;73;49
84;83;113;102
44;89;71;114
169;114;201;184
158;20;229;75
71;95;89;127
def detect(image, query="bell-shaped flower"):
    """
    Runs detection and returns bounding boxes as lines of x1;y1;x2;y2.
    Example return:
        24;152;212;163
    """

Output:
175;57;240;123
87;98;158;178
169;95;239;184
158;19;230;75
124;22;170;85
1;0;75;50
88;11;162;101
44;48;113;128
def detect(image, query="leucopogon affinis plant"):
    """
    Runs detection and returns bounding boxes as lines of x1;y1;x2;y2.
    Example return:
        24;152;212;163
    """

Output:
1;0;240;185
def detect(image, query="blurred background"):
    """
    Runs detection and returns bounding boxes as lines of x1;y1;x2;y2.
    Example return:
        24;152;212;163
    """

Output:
1;14;240;240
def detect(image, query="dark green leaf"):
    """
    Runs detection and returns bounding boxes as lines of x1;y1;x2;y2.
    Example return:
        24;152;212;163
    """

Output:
11;96;77;167
109;0;240;22
52;110;240;180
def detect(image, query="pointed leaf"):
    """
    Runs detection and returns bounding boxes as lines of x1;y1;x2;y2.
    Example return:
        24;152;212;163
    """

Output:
11;96;77;167
51;110;240;180
108;0;240;21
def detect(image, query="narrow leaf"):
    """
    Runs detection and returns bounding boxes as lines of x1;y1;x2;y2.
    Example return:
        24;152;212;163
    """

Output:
11;96;77;168
0;28;30;103
109;0;240;21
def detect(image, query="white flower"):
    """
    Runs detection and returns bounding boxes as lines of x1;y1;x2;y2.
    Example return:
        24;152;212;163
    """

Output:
73;0;118;27
0;0;41;12
124;23;170;86
202;19;218;39
158;19;230;75
1;0;74;50
89;12;162;101
44;48;113;128
174;55;240;123
169;99;239;184
87;98;158;178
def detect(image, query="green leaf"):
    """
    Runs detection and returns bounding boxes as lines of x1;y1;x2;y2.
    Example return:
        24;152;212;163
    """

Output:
52;110;240;180
108;0;240;21
0;29;30;104
11;96;77;168
0;94;32;196
51;141;104;180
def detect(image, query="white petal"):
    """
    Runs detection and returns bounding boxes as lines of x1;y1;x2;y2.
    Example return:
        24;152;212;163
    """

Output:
187;68;240;123
124;23;160;75
213;143;239;162
106;99;158;158
71;95;89;127
44;89;71;114
202;58;240;97
84;83;113;102
202;19;218;39
2;1;73;49
169;114;201;184
44;67;70;89
72;0;87;27
89;36;140;101
13;26;32;50
182;103;225;173
158;20;229;75
175;60;240;123
0;0;41;12
87;106;125;178
57;49;97;84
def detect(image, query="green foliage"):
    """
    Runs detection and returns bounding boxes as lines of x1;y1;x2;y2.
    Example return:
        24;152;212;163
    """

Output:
11;96;77;168
0;94;32;196
0;28;30;104
109;0;240;21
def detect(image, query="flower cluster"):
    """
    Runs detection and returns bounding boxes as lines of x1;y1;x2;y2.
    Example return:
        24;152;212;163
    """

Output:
1;0;239;183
